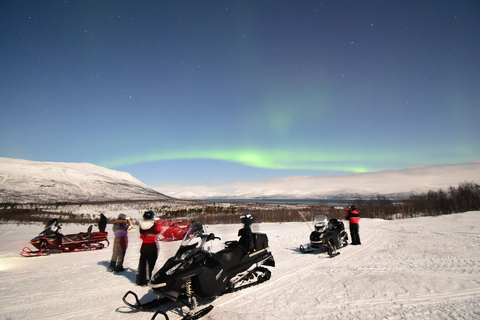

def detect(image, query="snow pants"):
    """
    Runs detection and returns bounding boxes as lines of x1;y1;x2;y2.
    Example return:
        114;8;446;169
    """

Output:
349;223;361;245
136;243;158;286
110;237;128;271
324;230;340;249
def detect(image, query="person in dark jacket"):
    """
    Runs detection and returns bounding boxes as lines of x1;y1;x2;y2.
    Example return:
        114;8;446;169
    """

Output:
136;211;164;286
108;213;133;272
345;205;361;245
98;213;107;233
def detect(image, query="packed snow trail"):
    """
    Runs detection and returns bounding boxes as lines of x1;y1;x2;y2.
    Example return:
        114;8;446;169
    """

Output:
0;212;479;319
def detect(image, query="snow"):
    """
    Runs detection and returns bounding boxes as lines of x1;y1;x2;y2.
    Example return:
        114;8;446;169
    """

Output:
159;160;480;199
0;157;169;203
1;212;479;319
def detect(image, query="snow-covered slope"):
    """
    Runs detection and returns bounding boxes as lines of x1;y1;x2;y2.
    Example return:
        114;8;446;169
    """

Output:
160;160;480;200
0;212;478;319
0;157;170;203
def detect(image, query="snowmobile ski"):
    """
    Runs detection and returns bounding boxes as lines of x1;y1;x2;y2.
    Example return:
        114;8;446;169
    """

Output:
299;244;315;253
150;305;213;320
182;305;214;320
122;291;171;310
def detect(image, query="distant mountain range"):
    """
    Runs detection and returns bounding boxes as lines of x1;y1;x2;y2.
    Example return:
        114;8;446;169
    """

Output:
0;157;171;204
2;157;479;204
166;189;415;201
158;160;480;200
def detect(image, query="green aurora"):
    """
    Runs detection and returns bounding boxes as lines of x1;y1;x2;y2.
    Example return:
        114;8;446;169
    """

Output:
98;148;404;173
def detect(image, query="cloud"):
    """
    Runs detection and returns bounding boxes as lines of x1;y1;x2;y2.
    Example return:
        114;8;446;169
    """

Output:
155;160;480;199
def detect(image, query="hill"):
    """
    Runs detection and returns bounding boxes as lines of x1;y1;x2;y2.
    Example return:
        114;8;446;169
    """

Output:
0;157;171;204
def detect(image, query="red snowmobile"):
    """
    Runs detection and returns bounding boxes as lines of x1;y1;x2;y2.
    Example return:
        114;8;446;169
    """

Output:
21;218;109;257
161;220;191;241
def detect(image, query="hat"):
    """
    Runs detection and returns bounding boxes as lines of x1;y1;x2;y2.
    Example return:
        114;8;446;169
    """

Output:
242;212;252;219
143;211;155;220
118;213;126;220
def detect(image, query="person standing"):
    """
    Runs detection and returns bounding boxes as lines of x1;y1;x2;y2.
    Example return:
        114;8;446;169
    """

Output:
345;206;361;245
98;213;107;233
108;213;133;272
136;211;163;286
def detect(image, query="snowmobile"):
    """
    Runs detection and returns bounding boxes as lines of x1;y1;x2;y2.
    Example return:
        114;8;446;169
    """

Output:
21;218;109;257
299;215;348;257
161;220;191;242
123;217;275;320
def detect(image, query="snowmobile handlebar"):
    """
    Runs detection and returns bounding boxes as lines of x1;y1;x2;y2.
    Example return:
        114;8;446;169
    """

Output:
206;233;221;242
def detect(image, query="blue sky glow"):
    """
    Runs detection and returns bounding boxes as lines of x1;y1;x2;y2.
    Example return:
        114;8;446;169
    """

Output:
1;1;479;192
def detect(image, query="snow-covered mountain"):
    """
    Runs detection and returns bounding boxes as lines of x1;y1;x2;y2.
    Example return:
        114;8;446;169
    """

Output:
0;157;171;204
160;160;480;200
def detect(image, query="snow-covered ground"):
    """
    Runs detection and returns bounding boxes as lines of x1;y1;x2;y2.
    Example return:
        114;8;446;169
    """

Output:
1;212;479;319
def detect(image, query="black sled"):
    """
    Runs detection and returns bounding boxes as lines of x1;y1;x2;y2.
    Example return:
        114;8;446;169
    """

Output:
21;218;109;257
299;215;348;257
123;217;275;320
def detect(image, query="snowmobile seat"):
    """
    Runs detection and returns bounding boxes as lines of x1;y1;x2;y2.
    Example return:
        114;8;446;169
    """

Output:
238;227;254;253
76;225;93;240
328;219;345;232
253;233;268;251
213;245;245;271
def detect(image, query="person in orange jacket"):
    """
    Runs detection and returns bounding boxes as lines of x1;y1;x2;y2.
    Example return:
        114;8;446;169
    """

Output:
345;205;361;245
136;211;163;286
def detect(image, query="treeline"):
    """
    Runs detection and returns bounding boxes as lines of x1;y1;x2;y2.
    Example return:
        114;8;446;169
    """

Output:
0;208;115;225
331;182;479;220
205;181;480;222
400;181;480;217
1;182;478;225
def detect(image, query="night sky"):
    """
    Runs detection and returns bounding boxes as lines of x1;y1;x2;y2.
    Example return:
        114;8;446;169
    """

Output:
1;1;479;194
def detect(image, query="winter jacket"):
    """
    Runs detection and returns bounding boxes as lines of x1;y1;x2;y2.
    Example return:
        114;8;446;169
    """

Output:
139;219;163;244
345;209;360;224
113;219;132;237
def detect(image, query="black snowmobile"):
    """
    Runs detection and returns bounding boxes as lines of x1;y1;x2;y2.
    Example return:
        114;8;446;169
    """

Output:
123;217;275;320
21;218;109;257
299;215;348;257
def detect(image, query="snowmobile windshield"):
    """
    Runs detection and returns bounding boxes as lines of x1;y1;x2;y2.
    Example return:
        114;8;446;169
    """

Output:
180;221;205;247
174;221;206;261
41;219;61;235
313;215;328;232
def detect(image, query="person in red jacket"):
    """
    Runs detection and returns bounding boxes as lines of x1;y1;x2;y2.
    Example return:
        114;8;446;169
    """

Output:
136;211;163;286
345;205;361;245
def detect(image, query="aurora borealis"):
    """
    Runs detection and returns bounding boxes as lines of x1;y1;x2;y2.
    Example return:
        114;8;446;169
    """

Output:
1;1;479;195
